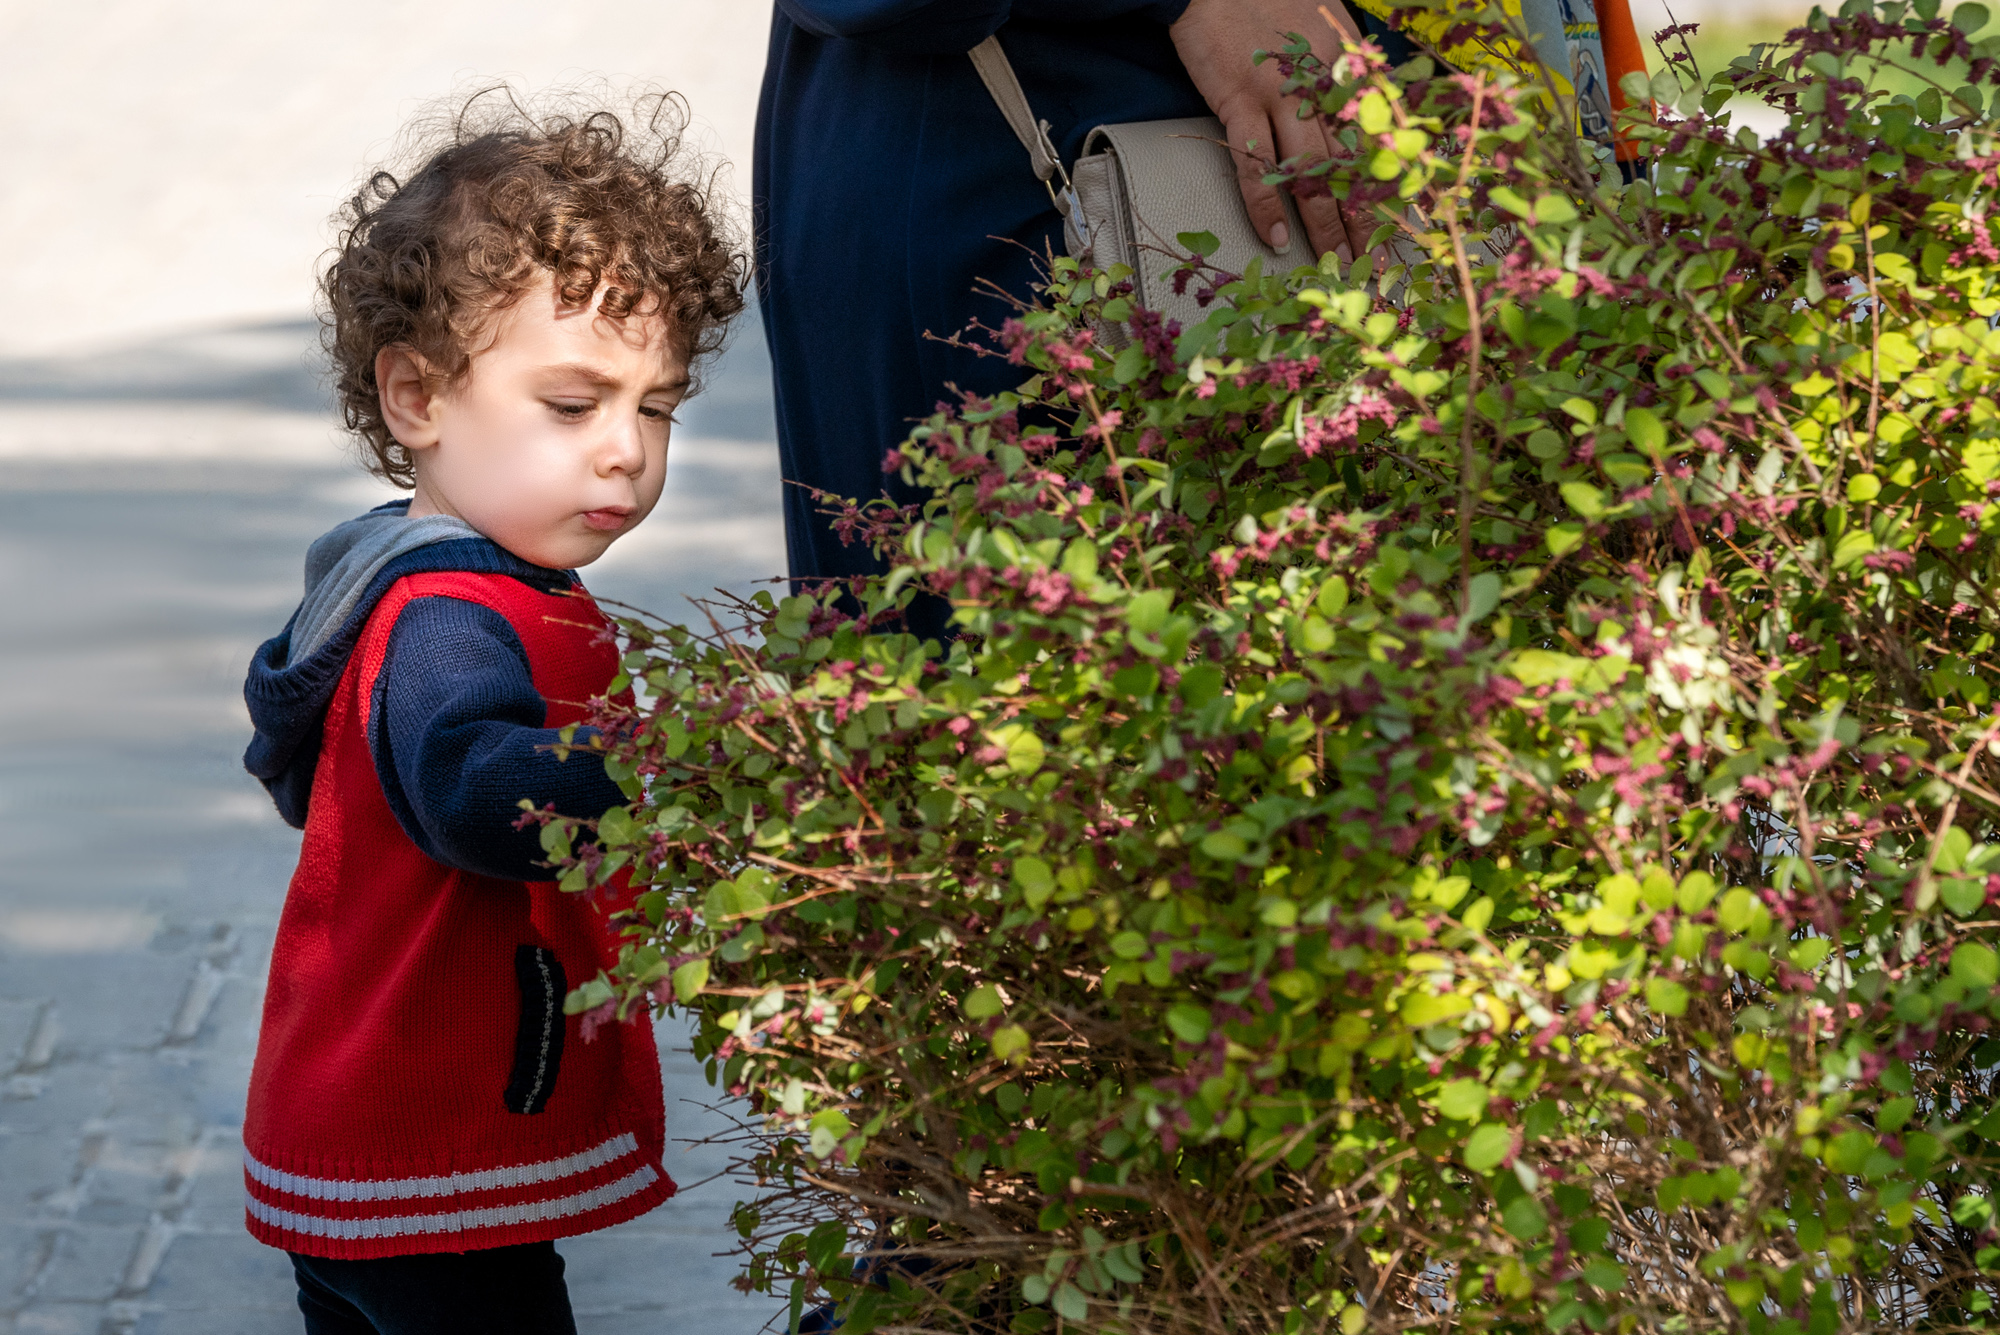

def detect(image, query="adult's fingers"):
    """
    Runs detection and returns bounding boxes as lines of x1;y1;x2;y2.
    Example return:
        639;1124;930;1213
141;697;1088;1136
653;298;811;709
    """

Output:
1219;101;1292;256
1268;103;1355;262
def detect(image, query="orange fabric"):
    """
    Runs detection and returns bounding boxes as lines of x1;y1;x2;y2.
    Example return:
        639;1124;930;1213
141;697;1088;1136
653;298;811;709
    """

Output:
1596;0;1653;162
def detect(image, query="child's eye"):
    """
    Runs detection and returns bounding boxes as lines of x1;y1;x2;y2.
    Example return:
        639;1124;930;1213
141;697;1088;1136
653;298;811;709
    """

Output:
639;404;680;425
548;401;594;420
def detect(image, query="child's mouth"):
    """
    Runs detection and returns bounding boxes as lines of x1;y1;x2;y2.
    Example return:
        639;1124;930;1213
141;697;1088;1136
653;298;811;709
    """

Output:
582;507;633;533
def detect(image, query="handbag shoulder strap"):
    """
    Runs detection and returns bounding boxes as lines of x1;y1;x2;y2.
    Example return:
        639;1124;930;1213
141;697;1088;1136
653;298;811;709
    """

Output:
967;36;1059;183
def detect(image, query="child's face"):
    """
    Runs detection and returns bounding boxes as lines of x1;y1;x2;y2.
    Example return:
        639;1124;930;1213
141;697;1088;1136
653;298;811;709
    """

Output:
381;275;687;570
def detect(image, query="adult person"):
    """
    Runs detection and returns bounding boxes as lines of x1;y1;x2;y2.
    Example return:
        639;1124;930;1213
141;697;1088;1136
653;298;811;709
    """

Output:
753;0;1387;634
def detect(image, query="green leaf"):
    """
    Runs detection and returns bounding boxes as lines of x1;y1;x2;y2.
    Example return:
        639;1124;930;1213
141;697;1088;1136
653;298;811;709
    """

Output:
1014;856;1056;909
1502;1194;1549;1239
1464;571;1502;624
805;1220;848;1274
1676;873;1719;913
1580;1257;1627;1292
1623;407;1666;455
964;985;1005;1019
672;958;710;1004
1646;977;1690;1016
1435;1078;1491;1121
1942;876;1986;916
990;725;1047;775
1534;193;1578;225
1177;229;1220;257
1052;1281;1090;1322
598;805;636;846
990;1025;1031;1063
808;1108;852;1159
1110;931;1150;959
1112;663;1161;698
1937;825;1973;873
1545;522;1587;556
1832;528;1877;571
1561;481;1607;519
1165;1003;1212;1044
1952;942;1999;987
1356;90;1393;134
1201;830;1250;860
1464;1123;1514;1171
1718;888;1756;933
1510;650;1591;686
1126;589;1173;634
733;866;776;917
1414;868;1472;908
1878;1096;1917;1132
1403;992;1472;1026
1113;343;1150;384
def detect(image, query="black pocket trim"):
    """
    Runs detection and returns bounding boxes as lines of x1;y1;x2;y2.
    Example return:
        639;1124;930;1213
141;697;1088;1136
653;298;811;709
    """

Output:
504;944;566;1115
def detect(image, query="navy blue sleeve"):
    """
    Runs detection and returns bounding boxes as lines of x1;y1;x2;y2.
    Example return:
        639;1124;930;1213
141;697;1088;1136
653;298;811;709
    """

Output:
777;0;1188;50
369;596;629;882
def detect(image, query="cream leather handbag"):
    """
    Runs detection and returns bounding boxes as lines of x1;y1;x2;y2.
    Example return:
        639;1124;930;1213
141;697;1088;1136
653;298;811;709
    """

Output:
967;36;1310;337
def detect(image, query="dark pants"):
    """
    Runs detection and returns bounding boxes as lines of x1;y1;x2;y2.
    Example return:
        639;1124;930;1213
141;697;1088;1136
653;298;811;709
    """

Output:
289;1242;576;1335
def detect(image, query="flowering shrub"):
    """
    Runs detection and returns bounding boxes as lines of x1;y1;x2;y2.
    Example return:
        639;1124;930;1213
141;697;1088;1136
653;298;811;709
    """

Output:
553;4;2000;1330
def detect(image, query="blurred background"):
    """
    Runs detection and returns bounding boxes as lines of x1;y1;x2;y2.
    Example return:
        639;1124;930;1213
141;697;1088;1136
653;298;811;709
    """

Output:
0;0;1796;1330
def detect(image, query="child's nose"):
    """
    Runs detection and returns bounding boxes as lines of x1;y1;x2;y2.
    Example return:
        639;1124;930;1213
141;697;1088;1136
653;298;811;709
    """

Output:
597;417;647;477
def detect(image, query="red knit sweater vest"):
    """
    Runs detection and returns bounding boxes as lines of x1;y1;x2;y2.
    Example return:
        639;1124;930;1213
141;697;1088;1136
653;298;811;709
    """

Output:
243;571;673;1259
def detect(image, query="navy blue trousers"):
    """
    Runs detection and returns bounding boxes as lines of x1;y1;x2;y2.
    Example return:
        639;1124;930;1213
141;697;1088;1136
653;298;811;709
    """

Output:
289;1243;576;1335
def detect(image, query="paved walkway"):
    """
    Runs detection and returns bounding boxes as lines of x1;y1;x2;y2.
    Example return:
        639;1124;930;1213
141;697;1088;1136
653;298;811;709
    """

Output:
0;323;787;1333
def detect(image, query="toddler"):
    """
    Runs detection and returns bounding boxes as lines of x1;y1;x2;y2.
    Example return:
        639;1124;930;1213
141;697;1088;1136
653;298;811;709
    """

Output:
240;95;742;1334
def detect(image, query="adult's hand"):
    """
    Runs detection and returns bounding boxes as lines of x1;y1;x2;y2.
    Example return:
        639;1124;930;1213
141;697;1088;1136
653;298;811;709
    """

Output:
1169;0;1366;261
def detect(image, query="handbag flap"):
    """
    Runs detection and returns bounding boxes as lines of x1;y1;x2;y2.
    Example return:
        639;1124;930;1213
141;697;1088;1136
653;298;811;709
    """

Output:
1086;116;1308;322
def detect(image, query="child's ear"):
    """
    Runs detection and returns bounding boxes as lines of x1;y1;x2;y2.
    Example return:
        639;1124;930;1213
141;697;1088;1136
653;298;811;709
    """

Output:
376;345;442;450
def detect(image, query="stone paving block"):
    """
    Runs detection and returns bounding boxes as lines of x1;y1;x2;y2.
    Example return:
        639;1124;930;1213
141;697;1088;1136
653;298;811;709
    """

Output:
562;1225;766;1318
574;1306;778;1335
0;1222;56;1306
0;1135;77;1215
0;959;188;1062
11;1304;98;1334
70;1180;167;1231
179;1195;247;1238
134;1306;298;1335
188;975;260;1059
0;1001;47;1074
25;1225;140;1304
175;1138;252;1234
140;1229;293;1312
0;1067;110;1137
136;1053;255;1134
63;1134;184;1233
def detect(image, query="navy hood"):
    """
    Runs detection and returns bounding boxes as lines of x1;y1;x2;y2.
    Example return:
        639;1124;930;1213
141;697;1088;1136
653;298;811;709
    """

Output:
243;500;574;828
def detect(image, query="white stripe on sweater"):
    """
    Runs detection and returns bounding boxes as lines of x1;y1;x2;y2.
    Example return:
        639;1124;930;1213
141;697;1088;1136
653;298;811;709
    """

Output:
246;1164;661;1240
244;1132;641;1202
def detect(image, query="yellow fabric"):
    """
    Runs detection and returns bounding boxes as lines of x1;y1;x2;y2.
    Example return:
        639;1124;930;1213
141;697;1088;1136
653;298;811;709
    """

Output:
1349;0;1602;136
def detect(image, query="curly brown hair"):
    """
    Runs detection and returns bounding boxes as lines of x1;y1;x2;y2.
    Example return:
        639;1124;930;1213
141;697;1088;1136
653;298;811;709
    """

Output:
321;88;747;486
